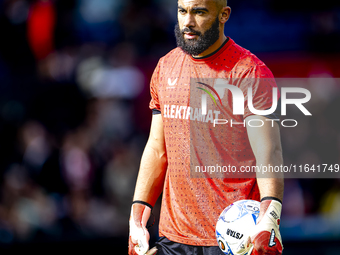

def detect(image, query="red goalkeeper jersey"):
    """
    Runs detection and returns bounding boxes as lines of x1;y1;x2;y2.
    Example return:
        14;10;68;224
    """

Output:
149;38;279;246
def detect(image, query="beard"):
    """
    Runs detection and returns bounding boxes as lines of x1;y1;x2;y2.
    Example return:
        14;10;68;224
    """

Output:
174;17;220;56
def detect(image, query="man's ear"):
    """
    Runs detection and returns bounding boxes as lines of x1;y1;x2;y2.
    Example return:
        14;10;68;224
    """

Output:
220;6;231;24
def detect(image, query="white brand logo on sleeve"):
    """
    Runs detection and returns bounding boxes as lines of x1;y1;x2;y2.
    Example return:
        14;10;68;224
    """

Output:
269;229;276;247
168;78;178;86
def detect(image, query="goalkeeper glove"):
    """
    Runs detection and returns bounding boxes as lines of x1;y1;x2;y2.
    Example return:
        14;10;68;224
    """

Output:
129;201;152;255
250;197;283;255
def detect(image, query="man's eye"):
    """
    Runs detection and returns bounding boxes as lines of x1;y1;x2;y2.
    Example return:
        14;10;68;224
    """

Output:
178;9;186;14
195;11;204;15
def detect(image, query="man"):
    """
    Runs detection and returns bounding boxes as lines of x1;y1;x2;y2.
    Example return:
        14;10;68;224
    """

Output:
129;0;284;254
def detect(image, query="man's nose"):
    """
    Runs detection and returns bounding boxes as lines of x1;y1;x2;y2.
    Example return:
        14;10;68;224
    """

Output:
183;13;195;28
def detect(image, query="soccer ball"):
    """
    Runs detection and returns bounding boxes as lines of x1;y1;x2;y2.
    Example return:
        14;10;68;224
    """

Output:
216;200;260;255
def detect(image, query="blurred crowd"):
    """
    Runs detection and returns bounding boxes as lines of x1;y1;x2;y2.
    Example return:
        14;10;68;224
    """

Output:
0;0;177;244
0;0;339;246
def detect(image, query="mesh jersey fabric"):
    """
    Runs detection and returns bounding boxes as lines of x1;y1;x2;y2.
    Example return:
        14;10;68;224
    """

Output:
149;38;279;246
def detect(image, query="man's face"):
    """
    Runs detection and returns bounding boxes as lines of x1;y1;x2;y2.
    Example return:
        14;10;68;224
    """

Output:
175;0;221;56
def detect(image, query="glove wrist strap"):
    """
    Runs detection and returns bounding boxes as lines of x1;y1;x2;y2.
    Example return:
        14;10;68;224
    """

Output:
132;200;153;210
260;196;282;204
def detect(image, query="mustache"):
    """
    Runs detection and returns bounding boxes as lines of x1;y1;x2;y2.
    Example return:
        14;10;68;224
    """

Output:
181;27;201;36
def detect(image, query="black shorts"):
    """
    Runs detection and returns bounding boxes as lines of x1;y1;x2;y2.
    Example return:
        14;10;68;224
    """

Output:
155;237;225;255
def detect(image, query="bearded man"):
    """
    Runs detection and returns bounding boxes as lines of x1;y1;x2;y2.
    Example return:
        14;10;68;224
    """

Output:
129;1;284;255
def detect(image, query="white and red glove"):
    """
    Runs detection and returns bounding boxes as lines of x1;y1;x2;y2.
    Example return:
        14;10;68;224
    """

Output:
129;201;152;255
250;198;283;255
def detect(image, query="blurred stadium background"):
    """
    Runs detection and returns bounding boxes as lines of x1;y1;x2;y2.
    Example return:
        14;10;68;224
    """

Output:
0;0;339;254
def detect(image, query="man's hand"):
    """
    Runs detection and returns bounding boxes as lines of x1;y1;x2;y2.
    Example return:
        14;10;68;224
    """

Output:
129;202;152;255
250;198;283;255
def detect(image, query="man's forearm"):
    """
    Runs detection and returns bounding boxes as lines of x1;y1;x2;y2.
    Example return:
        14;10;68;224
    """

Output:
246;115;284;202
256;147;284;202
133;144;167;206
257;178;284;202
